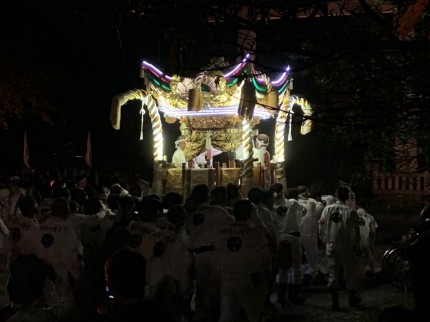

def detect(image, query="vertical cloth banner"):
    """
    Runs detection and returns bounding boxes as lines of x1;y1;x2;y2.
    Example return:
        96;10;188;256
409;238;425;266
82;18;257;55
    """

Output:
23;131;30;168
85;131;92;167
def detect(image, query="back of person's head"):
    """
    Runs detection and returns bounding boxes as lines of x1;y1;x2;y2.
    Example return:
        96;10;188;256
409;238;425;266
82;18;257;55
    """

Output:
296;185;309;197
357;197;369;209
107;193;121;211
309;181;324;199
285;187;298;200
190;184;210;204
119;195;135;214
141;193;163;204
17;195;37;218
210;186;228;206
7;254;55;305
262;190;274;208
96;185;110;199
248;187;265;205
137;198;163;222
105;249;146;299
51;197;70;219
233;199;253;222
8;178;21;192
164;192;183;210
51;186;71;200
166;205;186;228
269;183;283;196
82;197;103;215
109;183;126;196
226;183;241;202
335;186;350;202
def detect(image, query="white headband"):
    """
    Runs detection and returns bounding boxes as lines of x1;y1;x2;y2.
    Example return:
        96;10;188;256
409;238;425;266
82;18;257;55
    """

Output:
175;138;186;148
256;138;268;147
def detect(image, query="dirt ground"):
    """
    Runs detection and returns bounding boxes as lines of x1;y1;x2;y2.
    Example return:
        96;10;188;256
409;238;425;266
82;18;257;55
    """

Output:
265;209;418;322
265;278;415;322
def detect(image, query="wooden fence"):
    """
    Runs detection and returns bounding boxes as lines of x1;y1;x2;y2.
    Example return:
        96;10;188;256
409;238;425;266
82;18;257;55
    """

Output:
372;171;430;209
373;171;430;195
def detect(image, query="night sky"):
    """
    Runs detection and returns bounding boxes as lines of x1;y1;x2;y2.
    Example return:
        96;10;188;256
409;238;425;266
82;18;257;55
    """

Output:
1;0;170;179
1;1;329;187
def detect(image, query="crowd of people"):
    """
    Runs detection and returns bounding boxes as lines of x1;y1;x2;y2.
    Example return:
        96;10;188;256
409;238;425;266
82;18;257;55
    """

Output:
0;168;426;322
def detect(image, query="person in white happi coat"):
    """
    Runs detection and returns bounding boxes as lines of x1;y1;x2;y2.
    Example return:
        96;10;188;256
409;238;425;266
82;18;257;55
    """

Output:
6;196;39;270
356;198;381;276
128;198;165;297
296;185;319;287
248;187;279;247
319;186;362;311
309;182;328;280
247;187;279;308
20;197;86;318
270;183;304;306
185;184;234;322
171;135;187;168
214;200;271;322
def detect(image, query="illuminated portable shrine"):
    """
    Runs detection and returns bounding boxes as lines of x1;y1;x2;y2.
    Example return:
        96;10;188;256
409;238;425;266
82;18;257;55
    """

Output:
110;55;311;197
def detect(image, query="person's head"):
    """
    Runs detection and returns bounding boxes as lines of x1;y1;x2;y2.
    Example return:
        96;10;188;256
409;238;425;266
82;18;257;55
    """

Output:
255;134;269;148
226;183;241;202
51;197;70;219
164;192;183;210
321;195;335;206
51;186;71;200
137;179;150;194
309;181;324;200
233;199;253;222
137;198;163;222
8;178;21;195
107;193;121;211
190;184;210;204
119;195;135;214
17;195;38;218
291;103;304;116
175;135;186;151
166;205;186;229
335;186;350;203
105;249;146;300
262;190;274;209
357;197;369;209
110;183;128;196
210;186;228;206
285;187;299;200
296;185;309;198
269;183;283;198
81;197;104;216
248;187;265;205
7;254;55;305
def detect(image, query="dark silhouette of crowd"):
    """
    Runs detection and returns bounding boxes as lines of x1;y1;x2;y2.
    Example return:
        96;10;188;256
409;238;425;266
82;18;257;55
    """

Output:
0;168;426;322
